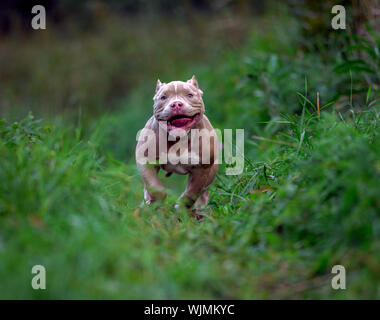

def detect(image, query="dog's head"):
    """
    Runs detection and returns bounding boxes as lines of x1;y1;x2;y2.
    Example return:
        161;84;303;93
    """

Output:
153;75;205;132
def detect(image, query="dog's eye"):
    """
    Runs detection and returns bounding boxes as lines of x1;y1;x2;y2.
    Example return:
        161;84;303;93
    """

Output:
187;93;193;98
160;95;167;100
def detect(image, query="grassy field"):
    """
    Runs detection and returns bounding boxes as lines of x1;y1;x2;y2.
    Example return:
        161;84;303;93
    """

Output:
1;8;380;299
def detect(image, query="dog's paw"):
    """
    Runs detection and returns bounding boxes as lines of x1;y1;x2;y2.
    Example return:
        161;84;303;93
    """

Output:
150;190;167;201
174;203;205;221
192;209;206;221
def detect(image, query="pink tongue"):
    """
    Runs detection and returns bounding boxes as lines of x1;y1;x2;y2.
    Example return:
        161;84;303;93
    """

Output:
171;118;192;127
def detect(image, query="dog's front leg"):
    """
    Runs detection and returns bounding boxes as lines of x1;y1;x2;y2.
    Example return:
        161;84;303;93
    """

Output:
138;164;166;204
179;168;212;210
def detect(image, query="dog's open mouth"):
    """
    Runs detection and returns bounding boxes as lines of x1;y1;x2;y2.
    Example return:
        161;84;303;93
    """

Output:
167;113;200;130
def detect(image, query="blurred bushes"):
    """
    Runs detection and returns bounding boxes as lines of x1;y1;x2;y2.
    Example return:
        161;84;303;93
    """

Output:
0;7;255;118
2;0;370;123
335;24;380;96
0;0;265;33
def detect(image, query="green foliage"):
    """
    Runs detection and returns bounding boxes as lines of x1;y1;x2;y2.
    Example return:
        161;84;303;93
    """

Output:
0;11;252;118
335;25;380;98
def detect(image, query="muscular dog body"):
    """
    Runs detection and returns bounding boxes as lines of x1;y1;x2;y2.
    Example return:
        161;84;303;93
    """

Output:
136;76;218;216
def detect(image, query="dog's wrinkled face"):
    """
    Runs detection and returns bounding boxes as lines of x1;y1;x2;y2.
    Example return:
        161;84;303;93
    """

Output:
153;76;205;132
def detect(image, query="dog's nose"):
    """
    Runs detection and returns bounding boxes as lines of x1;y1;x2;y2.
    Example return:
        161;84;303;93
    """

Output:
171;101;183;110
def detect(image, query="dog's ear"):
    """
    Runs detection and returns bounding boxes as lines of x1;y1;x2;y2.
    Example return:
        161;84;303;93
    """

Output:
187;75;203;95
156;79;164;93
187;75;199;88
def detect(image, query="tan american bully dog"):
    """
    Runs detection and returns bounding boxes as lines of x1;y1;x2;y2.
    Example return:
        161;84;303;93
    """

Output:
136;76;218;218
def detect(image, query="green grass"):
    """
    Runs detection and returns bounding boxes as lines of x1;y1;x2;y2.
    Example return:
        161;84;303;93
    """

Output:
1;9;380;299
1;101;379;299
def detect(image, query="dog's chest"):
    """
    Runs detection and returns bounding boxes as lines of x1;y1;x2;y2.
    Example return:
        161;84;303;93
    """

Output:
160;150;200;175
158;137;201;175
160;163;191;175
